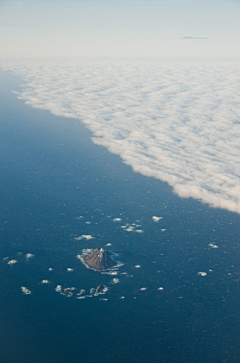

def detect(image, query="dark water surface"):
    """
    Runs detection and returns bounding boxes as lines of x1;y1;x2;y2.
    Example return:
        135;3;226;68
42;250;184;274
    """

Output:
0;71;239;363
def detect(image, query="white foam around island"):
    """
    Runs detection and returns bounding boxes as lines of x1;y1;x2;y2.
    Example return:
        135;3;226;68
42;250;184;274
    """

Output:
80;249;93;256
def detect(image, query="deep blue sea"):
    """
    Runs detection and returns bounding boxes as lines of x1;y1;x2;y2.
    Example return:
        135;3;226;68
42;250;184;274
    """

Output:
0;71;239;363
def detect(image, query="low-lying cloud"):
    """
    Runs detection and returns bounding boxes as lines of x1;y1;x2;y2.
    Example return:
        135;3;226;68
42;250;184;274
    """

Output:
1;58;240;214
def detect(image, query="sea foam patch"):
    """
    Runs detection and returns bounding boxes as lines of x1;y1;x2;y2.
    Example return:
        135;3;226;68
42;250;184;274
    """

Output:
75;235;94;241
21;286;32;295
2;59;240;214
198;272;207;277
8;260;17;265
152;216;163;222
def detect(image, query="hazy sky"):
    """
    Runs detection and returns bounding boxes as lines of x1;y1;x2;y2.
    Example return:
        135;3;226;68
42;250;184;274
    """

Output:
0;0;240;57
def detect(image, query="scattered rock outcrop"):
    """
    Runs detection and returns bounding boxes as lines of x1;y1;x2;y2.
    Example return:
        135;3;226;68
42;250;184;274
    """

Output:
95;284;105;294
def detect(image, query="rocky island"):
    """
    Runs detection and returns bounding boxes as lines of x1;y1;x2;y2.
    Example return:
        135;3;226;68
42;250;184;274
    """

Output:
81;248;116;271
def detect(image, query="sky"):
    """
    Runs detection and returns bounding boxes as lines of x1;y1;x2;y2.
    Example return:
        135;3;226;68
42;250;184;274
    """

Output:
0;0;240;58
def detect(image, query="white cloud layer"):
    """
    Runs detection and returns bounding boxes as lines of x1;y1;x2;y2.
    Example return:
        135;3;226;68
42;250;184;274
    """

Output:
1;59;240;214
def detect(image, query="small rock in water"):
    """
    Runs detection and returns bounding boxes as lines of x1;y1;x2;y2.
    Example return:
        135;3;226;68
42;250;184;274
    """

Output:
95;284;105;294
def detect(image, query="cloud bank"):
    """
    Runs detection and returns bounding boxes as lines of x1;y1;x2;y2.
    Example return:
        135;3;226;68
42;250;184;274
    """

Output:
182;36;209;39
1;58;240;214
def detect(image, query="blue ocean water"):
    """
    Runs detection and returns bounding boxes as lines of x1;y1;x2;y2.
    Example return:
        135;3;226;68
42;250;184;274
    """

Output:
0;70;239;363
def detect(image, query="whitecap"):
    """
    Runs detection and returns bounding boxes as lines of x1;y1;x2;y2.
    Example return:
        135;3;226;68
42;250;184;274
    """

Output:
198;272;207;276
8;260;17;265
26;253;34;260
152;216;163;222
75;234;94;241
77;289;86;296
21;286;32;295
208;243;219;248
101;270;119;275
55;285;62;292
111;278;120;284
126;226;134;232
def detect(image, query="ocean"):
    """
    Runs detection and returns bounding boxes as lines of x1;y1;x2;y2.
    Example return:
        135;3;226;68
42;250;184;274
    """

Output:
0;69;239;363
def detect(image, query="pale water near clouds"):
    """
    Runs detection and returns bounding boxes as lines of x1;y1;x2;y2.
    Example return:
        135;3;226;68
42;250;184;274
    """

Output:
1;59;240;214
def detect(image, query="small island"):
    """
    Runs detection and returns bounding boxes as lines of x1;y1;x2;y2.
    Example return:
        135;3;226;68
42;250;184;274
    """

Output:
95;284;105;294
81;248;116;271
